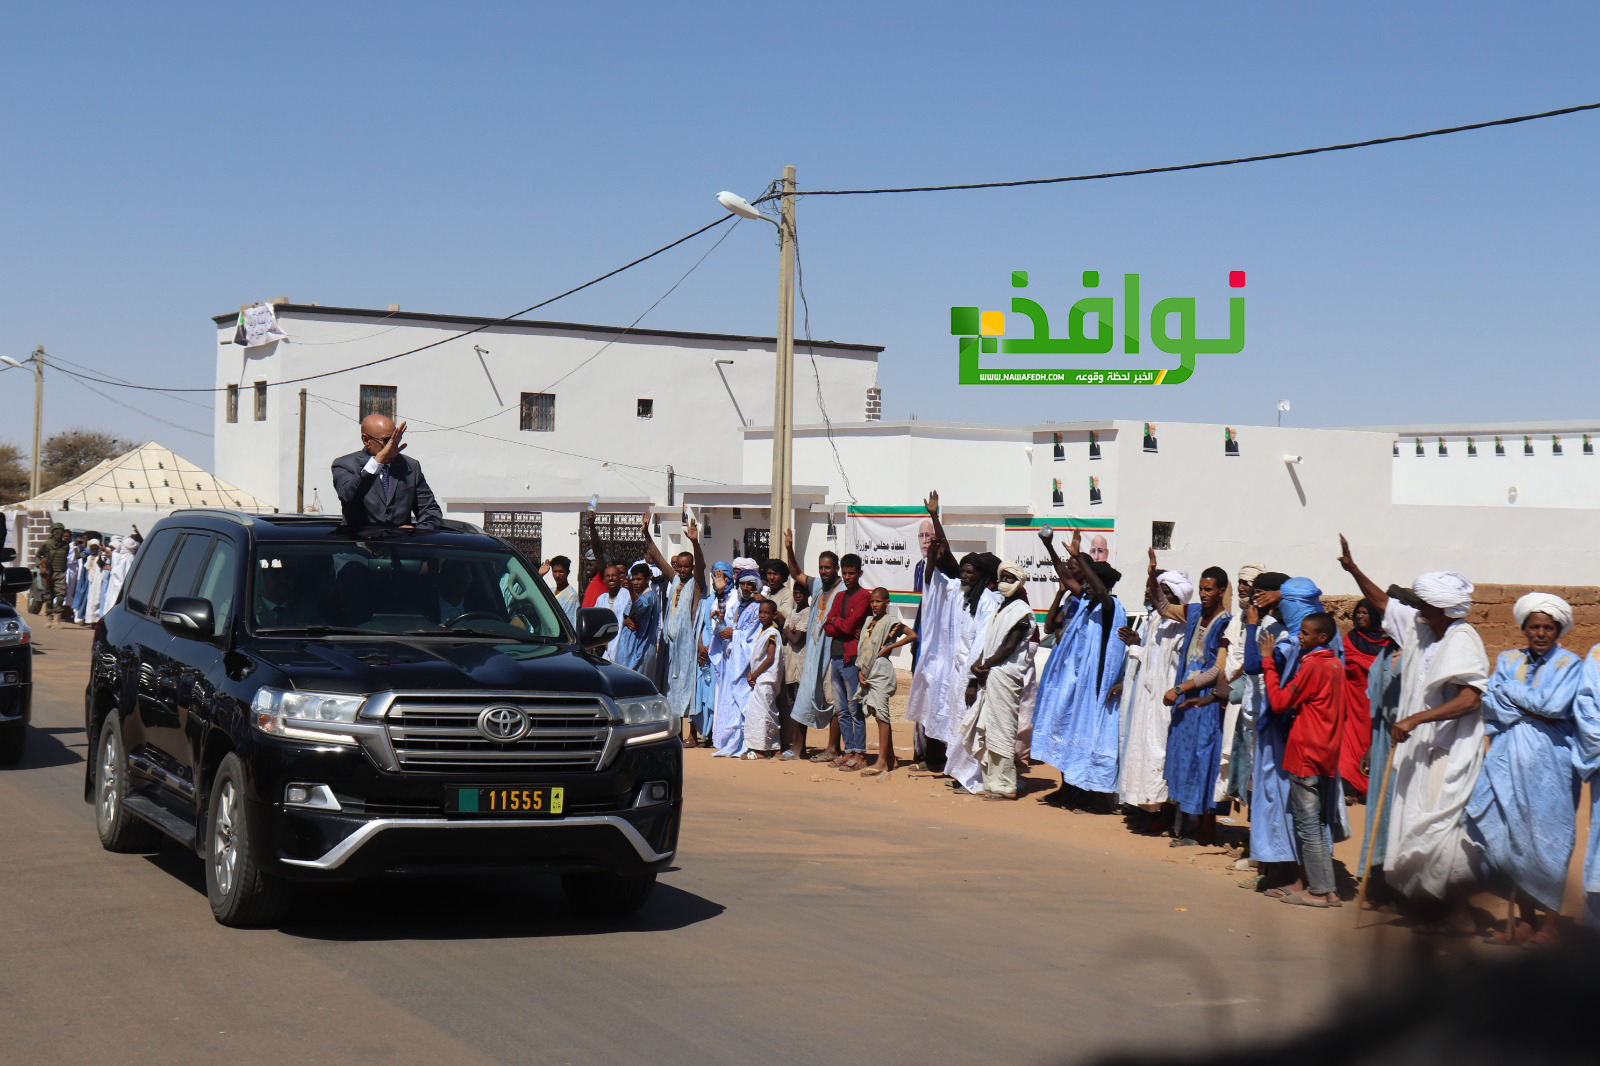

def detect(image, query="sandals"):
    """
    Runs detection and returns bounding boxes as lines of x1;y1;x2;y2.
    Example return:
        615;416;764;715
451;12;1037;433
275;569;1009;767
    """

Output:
1279;891;1340;908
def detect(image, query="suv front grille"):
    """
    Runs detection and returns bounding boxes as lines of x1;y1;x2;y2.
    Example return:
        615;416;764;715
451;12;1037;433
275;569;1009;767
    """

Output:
384;695;613;773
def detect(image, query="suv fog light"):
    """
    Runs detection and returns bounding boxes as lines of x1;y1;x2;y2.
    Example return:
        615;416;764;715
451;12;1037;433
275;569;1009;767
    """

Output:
0;671;18;686
284;783;341;811
634;780;671;807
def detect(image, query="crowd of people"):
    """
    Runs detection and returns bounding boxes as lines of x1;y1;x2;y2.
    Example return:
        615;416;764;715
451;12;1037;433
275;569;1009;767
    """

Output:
561;495;1600;940
32;523;140;628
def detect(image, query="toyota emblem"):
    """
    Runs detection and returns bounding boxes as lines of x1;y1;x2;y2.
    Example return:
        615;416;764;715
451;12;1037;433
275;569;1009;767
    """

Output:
477;704;529;743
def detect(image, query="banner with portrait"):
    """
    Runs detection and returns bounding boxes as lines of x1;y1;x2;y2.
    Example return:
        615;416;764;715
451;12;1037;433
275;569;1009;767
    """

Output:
845;506;937;602
1001;516;1117;621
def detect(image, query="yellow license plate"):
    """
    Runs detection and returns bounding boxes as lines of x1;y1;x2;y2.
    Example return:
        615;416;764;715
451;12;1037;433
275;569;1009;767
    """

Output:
452;786;564;815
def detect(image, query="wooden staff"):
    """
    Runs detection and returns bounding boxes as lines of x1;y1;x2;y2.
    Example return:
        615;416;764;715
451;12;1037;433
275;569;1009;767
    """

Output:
1354;740;1399;929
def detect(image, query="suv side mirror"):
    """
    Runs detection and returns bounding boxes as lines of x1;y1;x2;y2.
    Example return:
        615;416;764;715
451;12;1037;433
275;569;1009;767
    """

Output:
1;566;32;594
159;596;216;639
575;607;618;652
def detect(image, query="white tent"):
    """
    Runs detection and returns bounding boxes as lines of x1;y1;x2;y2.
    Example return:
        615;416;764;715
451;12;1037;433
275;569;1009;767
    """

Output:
6;441;274;536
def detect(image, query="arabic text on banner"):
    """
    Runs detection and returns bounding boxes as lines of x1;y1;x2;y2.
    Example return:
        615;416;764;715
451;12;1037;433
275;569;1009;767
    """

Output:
1002;517;1116;620
845;507;935;600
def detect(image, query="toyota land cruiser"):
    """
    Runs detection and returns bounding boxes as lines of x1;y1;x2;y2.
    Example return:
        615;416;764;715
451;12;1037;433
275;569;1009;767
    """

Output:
84;510;681;926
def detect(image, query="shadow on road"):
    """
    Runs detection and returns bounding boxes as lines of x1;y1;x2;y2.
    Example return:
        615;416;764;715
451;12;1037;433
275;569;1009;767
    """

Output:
7;724;86;770
281;877;724;942
137;844;723;939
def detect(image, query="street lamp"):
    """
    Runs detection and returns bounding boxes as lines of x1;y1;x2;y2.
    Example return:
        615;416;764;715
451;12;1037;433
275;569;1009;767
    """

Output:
718;168;797;557
0;346;43;499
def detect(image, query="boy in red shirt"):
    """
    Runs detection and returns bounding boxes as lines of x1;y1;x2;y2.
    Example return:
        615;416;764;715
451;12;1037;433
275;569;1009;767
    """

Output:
1260;612;1344;908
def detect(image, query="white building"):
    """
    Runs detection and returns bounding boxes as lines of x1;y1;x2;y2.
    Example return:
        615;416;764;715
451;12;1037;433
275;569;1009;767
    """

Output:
211;302;882;563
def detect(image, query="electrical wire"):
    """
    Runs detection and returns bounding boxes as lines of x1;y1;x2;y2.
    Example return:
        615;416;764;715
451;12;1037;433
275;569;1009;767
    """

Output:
55;214;735;395
42;350;212;410
791;228;856;504
753;101;1600;200
49;364;214;439
408;216;741;436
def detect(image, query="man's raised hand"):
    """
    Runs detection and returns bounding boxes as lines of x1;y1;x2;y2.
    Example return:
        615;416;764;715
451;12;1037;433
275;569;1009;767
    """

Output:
924;490;939;517
376;421;407;464
685;519;699;543
1337;534;1354;574
1147;546;1158;576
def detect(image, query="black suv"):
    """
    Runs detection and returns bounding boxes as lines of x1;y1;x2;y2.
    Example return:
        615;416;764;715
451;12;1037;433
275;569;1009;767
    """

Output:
85;510;681;926
0;553;35;764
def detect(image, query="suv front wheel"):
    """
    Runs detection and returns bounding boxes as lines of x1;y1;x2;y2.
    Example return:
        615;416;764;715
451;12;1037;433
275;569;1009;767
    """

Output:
205;753;292;927
94;716;161;852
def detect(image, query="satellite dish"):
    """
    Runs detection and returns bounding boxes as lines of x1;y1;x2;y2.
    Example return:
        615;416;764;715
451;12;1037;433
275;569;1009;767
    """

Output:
716;191;764;220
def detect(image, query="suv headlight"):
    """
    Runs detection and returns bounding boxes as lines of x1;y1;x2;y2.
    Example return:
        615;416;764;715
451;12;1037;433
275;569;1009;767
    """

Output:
614;695;677;746
0;619;30;648
252;687;364;745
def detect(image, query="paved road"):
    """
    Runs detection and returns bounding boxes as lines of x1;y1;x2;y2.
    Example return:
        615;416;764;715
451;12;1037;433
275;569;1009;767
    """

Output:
2;625;1369;1065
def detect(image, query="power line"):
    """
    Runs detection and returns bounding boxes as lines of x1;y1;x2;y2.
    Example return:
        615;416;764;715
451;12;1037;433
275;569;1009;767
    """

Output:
54;214;735;395
409;215;741;436
49;364;214;439
792;228;856;504
754;101;1600;200
42;350;212;410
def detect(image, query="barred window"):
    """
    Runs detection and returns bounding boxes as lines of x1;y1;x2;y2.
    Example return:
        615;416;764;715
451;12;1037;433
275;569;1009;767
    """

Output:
360;384;397;420
226;384;239;423
253;381;268;421
521;392;556;432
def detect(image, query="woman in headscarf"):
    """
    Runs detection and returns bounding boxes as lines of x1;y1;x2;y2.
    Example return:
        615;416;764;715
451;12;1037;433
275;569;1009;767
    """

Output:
959;561;1036;800
1338;537;1489;918
690;562;733;747
105;536;137;608
82;539;112;626
711;567;764;757
1116;560;1192;823
1339;599;1392;797
1466;593;1582;944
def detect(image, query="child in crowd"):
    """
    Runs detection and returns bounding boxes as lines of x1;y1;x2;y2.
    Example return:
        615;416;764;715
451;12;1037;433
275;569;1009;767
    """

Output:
744;600;783;758
855;588;918;776
1260;611;1345;907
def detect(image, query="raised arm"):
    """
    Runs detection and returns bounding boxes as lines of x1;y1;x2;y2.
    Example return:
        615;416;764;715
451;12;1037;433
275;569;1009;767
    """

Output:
1149;551;1187;624
784;527;809;590
925;491;960;578
585;510;611;574
1337;534;1388;614
685;519;708;592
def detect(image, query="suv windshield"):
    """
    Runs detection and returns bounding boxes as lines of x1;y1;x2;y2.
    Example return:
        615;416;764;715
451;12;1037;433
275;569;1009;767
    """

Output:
250;539;565;641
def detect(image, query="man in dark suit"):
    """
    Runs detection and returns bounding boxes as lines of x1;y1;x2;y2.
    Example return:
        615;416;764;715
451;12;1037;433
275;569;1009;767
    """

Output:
331;414;443;533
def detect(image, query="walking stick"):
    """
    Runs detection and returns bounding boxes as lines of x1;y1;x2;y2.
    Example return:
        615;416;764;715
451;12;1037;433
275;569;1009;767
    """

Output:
1354;740;1399;929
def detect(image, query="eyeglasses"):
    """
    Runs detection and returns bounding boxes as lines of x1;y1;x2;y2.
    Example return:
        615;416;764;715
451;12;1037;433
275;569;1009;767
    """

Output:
362;434;394;445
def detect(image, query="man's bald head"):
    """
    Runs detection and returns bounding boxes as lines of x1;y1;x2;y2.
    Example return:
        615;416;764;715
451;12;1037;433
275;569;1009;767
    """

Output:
361;414;395;456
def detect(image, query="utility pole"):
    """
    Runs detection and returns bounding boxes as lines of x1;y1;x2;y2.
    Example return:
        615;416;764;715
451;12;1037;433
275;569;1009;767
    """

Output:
2;346;44;499
770;165;797;556
28;346;42;500
296;388;308;512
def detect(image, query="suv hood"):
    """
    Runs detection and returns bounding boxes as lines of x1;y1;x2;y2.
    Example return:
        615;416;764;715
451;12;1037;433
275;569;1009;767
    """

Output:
249;637;654;700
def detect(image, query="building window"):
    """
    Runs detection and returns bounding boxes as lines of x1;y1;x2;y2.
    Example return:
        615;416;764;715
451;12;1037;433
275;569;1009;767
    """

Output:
636;398;653;419
360;384;397;420
226;384;239;423
520;392;555;432
253;381;267;421
1151;520;1174;550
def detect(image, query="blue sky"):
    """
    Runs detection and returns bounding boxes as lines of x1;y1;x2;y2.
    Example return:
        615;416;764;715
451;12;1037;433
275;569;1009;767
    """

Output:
2;1;1596;468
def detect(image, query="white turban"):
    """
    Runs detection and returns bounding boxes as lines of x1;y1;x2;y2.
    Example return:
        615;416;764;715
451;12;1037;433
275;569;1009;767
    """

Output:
732;556;759;574
1237;563;1265;585
1158;569;1193;604
1513;592;1572;636
997;560;1026;597
1411;571;1473;619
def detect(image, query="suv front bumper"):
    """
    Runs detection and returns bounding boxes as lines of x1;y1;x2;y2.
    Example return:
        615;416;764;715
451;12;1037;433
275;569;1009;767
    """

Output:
241;735;681;882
